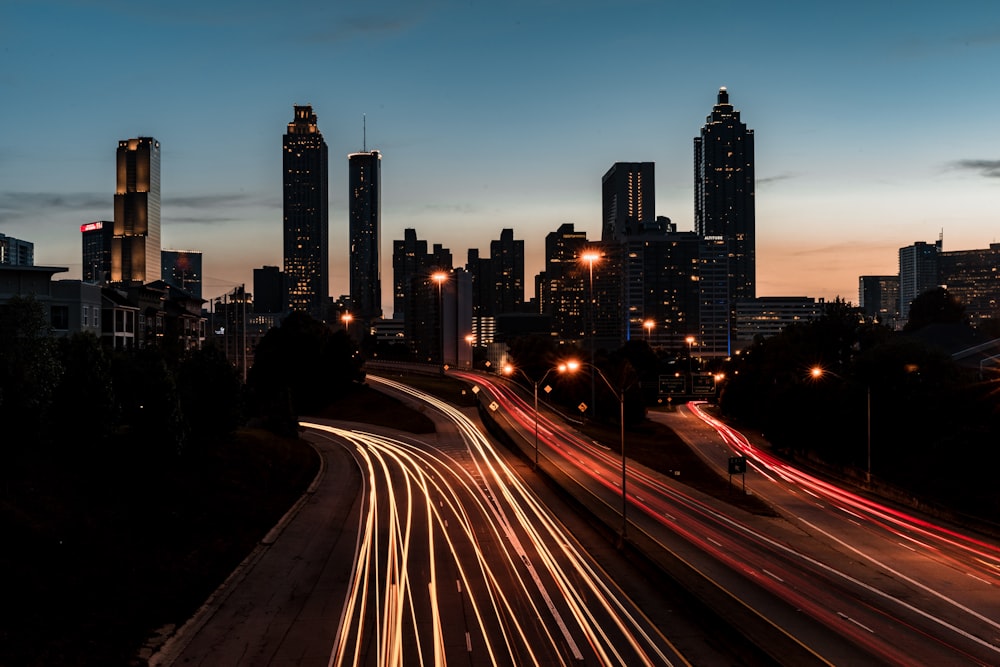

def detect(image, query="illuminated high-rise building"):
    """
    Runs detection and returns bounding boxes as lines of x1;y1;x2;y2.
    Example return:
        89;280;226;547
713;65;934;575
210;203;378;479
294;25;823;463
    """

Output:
112;137;161;285
348;149;382;322
283;105;329;320
81;221;112;283
694;87;755;303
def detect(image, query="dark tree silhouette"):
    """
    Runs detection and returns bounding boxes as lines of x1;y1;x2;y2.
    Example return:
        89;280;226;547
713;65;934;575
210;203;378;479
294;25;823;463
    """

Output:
248;311;364;423
0;295;61;448
904;287;966;331
51;332;116;448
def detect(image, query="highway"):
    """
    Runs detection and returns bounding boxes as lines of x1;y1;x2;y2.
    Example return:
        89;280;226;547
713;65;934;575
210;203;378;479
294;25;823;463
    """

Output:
456;370;1000;666
151;374;692;666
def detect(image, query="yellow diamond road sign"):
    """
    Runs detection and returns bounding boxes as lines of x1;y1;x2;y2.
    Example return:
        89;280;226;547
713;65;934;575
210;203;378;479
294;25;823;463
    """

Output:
578;402;587;413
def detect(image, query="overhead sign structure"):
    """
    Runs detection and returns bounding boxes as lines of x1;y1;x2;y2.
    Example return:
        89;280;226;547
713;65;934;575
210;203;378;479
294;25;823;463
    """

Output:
658;375;686;396
692;373;717;395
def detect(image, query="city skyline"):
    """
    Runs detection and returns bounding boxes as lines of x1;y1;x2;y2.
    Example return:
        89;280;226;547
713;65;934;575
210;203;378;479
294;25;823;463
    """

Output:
3;2;1000;309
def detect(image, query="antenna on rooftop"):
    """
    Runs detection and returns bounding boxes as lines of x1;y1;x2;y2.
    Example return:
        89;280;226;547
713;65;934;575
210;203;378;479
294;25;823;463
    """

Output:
363;114;367;152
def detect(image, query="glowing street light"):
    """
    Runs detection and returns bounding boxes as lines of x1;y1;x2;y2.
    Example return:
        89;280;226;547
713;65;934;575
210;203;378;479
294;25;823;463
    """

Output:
341;312;353;337
811;365;872;485
465;333;475;369
432;271;448;364
503;361;578;469
685;335;696;380
581;250;601;417
643;319;654;343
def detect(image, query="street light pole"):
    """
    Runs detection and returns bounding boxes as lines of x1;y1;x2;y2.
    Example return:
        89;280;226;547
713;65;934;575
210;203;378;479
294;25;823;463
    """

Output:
867;385;872;485
811;366;872;486
504;363;570;470
576;360;634;548
582;251;601;417
432;271;447;365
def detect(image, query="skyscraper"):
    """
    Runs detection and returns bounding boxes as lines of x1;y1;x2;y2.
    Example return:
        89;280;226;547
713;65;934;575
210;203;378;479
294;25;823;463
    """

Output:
81;221;112;284
283;105;329;320
112;137;161;285
898;239;941;321
348;150;382;322
602;162;656;242
694;87;755;304
489;228;524;314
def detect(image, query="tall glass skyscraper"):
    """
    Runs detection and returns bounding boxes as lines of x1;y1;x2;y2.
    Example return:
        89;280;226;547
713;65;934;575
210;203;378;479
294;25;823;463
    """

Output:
112;137;160;285
694;87;755;303
348;150;382;322
283;105;329;320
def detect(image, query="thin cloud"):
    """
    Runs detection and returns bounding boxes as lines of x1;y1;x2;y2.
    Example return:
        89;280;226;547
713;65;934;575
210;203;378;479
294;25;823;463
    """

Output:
756;172;796;187
305;13;423;44
948;159;1000;179
0;191;107;220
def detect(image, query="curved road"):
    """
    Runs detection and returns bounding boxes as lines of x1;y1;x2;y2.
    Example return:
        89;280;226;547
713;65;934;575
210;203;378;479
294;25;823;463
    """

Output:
149;376;702;666
458;370;1000;666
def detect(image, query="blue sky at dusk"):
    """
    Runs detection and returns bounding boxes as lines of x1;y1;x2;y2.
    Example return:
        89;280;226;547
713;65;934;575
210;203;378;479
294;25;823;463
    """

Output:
3;0;1000;313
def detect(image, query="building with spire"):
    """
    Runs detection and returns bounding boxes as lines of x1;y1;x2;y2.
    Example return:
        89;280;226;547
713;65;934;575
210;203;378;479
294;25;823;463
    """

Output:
348;149;382;324
283;105;329;320
694;87;755;355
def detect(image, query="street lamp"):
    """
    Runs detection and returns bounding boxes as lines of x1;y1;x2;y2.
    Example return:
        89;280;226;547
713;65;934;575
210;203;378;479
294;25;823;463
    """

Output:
432;271;448;365
581;251;601;417
572;359;636;548
643;319;654;344
341;312;353;337
811;366;872;485
465;334;475;369
503;361;578;469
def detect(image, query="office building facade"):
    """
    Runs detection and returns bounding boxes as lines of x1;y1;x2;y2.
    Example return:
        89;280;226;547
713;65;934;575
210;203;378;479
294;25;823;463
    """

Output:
112;137;161;285
899;239;941;321
695;87;755;305
348;150;382;323
938;244;1000;325
283;105;329;320
0;233;34;266
161;249;202;299
859;275;900;327
81;221;113;283
602;162;656;242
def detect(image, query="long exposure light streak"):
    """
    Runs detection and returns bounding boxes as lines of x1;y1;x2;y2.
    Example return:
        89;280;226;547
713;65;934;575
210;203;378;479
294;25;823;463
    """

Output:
459;370;1000;665
301;374;681;666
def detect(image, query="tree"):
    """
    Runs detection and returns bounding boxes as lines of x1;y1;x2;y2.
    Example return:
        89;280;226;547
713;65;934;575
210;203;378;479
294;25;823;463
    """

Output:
51;332;116;448
248;311;364;421
0;296;62;448
904;287;966;332
176;344;243;448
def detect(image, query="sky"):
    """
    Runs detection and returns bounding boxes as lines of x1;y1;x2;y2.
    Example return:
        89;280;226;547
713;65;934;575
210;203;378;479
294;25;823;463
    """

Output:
3;0;1000;315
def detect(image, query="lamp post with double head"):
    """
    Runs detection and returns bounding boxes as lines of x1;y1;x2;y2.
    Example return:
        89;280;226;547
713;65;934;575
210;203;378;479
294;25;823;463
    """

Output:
503;361;578;470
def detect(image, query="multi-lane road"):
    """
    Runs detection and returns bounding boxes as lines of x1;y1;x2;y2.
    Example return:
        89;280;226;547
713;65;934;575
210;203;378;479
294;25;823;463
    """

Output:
151;374;699;666
457;369;1000;666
